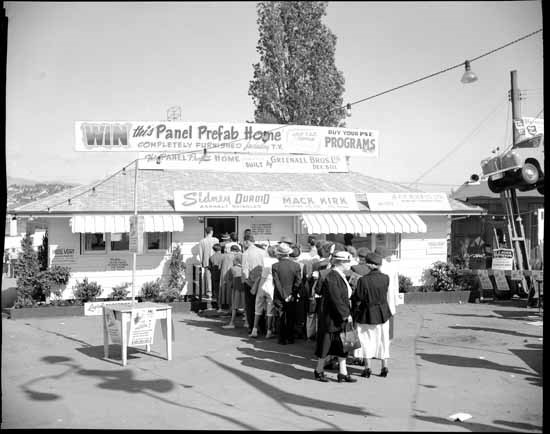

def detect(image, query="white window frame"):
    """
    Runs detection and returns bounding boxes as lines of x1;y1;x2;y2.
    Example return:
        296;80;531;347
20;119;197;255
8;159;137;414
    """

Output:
372;233;401;260
81;233;108;255
81;232;131;255
145;232;172;253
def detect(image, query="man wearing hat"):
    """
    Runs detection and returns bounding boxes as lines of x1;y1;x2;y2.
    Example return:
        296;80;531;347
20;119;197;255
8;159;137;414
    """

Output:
219;232;231;253
351;251;392;378
313;250;357;383
272;242;302;345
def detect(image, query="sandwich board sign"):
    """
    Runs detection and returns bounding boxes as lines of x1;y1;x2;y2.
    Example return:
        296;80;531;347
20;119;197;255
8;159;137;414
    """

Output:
493;270;510;291
477;270;494;290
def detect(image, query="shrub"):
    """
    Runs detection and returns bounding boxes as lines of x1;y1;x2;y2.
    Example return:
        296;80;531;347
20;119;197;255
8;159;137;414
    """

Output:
73;278;102;302
398;274;414;293
168;245;186;291
110;282;130;300
454;273;479;292
156;287;183;303
141;279;161;300
421;261;460;292
38;265;71;299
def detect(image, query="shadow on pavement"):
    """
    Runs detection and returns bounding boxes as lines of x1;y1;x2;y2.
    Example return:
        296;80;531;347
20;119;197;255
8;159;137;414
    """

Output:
492;310;542;321
205;355;378;429
20;354;259;429
76;345;168;364
448;326;541;339
413;414;520;432
416;353;533;377
508;348;542;384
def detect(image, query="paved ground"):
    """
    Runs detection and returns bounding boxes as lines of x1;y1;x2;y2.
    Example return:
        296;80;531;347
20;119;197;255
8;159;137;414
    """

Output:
1;300;543;431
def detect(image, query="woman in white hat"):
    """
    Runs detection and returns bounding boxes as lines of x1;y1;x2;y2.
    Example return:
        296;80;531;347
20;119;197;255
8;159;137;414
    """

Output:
313;251;357;383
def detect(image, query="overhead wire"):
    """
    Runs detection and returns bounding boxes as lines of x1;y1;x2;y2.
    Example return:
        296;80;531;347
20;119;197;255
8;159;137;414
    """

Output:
28;28;543;213
407;97;508;187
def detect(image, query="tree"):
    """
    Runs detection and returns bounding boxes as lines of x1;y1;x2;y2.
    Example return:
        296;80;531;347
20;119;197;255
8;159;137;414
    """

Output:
248;1;346;127
14;233;41;303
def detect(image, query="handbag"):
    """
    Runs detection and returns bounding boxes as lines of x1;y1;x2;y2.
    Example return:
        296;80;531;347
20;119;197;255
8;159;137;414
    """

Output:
306;313;317;339
340;321;361;352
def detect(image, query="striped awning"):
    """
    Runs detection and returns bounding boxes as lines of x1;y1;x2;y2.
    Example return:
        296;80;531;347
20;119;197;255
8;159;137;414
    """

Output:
300;213;427;234
70;215;184;233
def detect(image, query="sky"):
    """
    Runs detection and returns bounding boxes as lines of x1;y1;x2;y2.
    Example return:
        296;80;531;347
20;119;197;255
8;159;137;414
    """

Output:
5;1;544;193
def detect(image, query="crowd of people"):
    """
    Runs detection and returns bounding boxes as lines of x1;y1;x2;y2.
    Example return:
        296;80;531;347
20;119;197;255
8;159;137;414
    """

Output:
197;226;400;383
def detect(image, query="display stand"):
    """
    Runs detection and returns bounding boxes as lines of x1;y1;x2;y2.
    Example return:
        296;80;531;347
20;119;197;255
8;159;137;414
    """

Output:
102;302;173;366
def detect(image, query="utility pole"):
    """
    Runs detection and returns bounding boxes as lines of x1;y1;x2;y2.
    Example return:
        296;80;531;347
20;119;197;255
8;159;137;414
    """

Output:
503;70;534;304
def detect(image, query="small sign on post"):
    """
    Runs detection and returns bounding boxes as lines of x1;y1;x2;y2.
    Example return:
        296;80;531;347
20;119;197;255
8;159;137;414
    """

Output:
129;215;144;254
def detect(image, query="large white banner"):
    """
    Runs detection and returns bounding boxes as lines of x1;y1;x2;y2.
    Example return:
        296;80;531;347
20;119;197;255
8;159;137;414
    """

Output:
366;193;451;211
74;121;379;158
173;191;360;212
139;151;348;173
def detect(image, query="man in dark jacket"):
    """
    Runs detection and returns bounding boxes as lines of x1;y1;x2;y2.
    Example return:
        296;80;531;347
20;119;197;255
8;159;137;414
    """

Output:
272;242;302;344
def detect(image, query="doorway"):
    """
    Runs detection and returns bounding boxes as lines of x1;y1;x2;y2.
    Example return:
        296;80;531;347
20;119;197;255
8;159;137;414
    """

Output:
205;217;237;241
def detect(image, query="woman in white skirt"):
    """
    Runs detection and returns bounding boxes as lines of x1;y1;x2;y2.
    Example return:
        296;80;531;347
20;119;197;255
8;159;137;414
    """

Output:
351;252;393;378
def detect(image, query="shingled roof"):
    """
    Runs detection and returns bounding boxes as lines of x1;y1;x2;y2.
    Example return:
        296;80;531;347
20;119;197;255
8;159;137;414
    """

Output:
11;168;484;215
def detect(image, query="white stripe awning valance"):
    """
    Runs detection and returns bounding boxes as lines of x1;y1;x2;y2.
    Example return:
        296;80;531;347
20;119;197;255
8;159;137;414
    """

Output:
70;215;184;233
300;213;427;234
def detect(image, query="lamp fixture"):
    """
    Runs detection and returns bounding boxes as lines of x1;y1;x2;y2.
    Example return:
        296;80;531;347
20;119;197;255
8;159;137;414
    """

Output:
345;103;352;117
156;156;162;165
122;167;126;175
461;60;478;84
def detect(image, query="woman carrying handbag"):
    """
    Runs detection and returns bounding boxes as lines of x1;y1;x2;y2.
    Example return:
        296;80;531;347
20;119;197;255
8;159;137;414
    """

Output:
351;252;393;378
313;251;357;383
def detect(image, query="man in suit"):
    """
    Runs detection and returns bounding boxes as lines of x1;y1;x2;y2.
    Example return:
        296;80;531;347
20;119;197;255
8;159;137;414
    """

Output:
272;242;302;344
198;226;219;304
241;233;267;333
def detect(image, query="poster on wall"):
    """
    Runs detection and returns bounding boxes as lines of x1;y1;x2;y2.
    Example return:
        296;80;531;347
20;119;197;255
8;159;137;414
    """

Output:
74;121;379;158
129;308;156;346
139;152;348;173
51;247;77;268
173;191;359;212
492;248;514;271
426;240;447;255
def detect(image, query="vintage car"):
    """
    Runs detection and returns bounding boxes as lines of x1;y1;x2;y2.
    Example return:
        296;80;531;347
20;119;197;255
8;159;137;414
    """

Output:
480;133;544;194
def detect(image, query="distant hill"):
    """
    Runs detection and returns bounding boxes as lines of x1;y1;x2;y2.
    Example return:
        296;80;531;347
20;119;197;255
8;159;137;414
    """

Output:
6;182;78;210
7;176;77;186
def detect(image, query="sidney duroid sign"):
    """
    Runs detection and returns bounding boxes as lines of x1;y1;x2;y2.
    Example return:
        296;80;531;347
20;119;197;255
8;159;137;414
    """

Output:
173;191;359;212
74;121;379;158
139;152;348;173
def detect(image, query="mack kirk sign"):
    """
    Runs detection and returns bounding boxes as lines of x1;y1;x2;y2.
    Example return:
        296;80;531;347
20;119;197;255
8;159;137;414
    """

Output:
75;121;379;158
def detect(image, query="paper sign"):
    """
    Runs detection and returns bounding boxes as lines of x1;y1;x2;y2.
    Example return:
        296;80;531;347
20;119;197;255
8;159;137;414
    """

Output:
477;270;493;290
493;270;510;291
366;192;451;211
139;152;348;173
492;248;514;271
105;308;121;344
531;270;543;282
514;117;544;139
129;308;156;346
510;270;523;281
396;293;405;305
129;215;144;254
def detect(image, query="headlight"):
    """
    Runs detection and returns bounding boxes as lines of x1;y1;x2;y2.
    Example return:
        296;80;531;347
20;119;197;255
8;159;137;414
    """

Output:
521;163;539;184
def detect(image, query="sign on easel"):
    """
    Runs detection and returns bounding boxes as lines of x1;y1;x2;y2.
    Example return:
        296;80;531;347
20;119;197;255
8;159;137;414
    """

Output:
493;270;510;291
477;270;493;290
105;308;121;344
129;308;156;346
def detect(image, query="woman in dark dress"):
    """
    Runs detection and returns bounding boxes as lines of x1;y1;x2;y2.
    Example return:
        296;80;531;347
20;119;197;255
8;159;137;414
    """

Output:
313;251;357;383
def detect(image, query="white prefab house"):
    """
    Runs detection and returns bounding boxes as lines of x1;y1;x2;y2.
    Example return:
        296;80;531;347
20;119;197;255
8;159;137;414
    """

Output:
9;168;485;299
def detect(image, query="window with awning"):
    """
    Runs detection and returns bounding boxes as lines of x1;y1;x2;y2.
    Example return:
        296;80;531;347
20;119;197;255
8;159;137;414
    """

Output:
70;215;184;233
299;213;427;234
